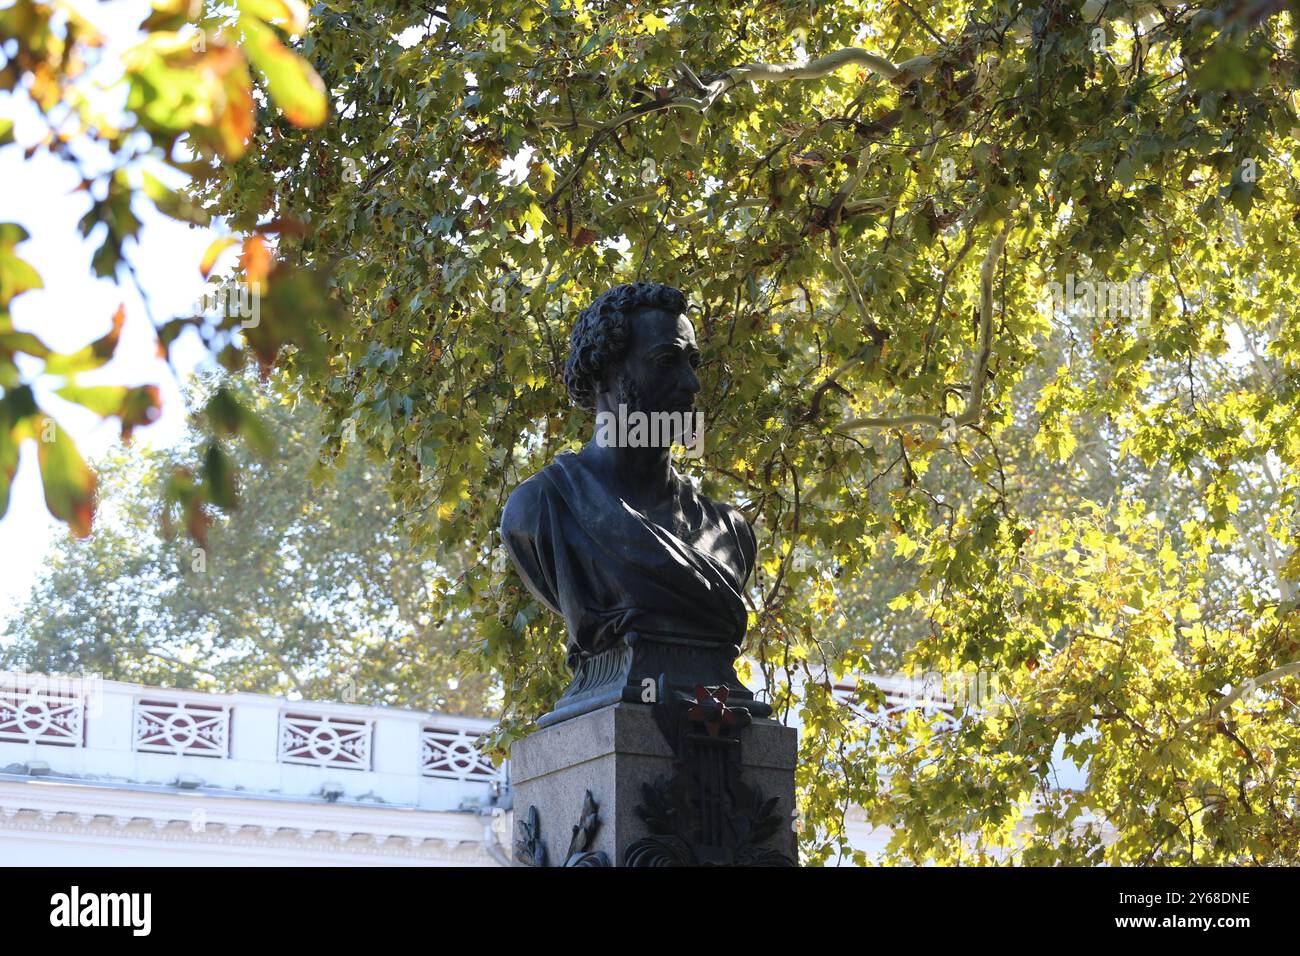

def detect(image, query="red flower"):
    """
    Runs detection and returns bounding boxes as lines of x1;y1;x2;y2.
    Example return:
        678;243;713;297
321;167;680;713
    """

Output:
688;685;738;737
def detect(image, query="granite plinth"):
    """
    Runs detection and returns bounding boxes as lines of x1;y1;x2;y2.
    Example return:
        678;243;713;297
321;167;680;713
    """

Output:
512;701;797;866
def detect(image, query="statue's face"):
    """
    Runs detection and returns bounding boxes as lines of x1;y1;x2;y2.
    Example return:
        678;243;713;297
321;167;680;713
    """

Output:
601;306;701;415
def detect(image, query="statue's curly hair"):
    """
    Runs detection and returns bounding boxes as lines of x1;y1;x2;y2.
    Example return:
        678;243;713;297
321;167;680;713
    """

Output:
564;282;688;411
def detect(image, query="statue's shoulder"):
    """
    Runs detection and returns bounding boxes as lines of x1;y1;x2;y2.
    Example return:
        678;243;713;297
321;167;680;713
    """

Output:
698;487;754;539
499;452;576;533
713;497;757;583
690;481;757;573
500;470;545;534
722;500;757;550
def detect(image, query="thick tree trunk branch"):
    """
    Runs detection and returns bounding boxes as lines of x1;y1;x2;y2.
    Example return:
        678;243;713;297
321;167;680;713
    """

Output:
537;0;1187;136
731;47;911;84
839;216;1013;433
1175;661;1300;737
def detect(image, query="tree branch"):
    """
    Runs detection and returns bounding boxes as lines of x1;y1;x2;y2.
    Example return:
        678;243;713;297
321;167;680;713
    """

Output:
731;47;911;85
1175;661;1300;737
839;214;1014;432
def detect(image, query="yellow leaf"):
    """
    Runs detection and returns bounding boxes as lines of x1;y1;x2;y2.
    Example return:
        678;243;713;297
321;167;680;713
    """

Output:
523;202;546;236
200;237;238;278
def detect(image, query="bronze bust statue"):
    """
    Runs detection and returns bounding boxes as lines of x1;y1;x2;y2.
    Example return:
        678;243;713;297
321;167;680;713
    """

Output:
500;282;771;726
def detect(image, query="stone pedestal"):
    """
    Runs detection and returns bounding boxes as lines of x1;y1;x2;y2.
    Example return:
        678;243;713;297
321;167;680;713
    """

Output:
537;632;772;728
512;701;797;866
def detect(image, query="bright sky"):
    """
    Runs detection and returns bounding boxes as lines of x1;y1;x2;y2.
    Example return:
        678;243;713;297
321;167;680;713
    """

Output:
1;0;220;620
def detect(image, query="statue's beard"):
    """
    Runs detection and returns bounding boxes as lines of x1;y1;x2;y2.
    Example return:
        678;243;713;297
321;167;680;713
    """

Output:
610;376;696;448
614;377;693;416
615;376;644;414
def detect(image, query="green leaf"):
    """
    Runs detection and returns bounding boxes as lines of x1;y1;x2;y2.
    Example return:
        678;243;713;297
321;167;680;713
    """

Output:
1192;43;1266;93
202;442;237;509
0;331;52;359
142;171;211;225
44;305;125;375
239;14;327;127
0;224;42;305
236;0;308;33
54;383;129;417
36;418;97;538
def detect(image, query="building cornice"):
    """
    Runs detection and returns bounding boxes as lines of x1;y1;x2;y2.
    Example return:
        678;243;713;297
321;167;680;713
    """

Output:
0;778;504;863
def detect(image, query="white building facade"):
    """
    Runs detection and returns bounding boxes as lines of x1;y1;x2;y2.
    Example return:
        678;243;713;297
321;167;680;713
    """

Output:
0;672;511;866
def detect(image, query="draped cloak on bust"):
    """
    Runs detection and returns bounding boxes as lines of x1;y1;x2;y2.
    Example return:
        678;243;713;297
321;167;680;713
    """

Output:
499;449;756;663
